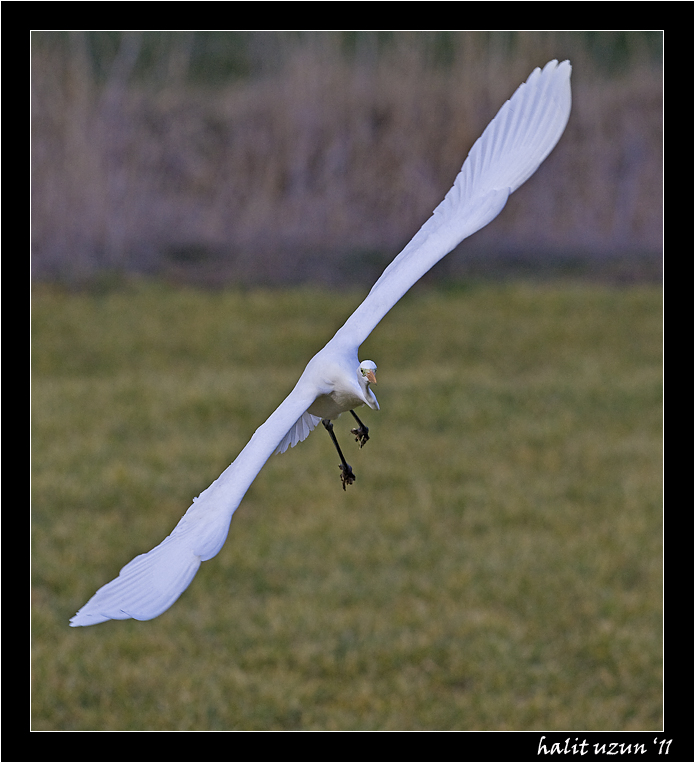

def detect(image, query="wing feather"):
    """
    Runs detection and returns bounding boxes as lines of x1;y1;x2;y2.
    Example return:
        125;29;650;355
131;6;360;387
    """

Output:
274;410;323;455
332;59;571;351
70;383;318;625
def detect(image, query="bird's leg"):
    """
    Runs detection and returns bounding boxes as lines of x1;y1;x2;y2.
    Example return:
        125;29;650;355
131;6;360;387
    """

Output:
349;410;370;448
322;419;355;490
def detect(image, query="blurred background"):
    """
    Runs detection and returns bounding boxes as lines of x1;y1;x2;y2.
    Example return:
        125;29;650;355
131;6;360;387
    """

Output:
32;32;663;732
31;30;662;287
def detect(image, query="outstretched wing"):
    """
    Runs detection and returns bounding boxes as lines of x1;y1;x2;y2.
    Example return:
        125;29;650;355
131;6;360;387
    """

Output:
70;60;571;627
332;59;572;351
70;381;319;626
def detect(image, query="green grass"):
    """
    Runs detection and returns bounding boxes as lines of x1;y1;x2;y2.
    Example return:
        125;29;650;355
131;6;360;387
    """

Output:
32;281;662;730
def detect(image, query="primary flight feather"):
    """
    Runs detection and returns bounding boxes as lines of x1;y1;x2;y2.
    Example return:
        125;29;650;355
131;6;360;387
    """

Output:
71;59;572;626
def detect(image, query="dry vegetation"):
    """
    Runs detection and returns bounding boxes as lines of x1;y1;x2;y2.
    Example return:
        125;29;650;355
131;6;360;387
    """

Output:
31;31;662;286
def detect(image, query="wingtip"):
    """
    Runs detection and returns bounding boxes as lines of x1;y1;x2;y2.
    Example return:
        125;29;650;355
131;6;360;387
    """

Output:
69;612;109;627
555;59;572;77
543;58;571;71
69;604;124;626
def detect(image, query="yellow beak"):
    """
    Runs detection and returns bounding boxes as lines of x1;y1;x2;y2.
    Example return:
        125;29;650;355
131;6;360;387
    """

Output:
365;370;377;385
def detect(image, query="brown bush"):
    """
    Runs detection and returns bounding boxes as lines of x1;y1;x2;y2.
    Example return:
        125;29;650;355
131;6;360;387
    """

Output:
31;32;662;286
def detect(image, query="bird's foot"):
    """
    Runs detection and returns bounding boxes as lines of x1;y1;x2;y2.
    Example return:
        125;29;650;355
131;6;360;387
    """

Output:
339;463;356;490
350;425;370;448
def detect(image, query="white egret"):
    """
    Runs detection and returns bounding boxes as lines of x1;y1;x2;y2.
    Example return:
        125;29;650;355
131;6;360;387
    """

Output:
70;60;572;626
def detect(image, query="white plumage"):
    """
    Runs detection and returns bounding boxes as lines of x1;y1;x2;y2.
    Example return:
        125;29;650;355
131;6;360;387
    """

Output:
71;60;571;626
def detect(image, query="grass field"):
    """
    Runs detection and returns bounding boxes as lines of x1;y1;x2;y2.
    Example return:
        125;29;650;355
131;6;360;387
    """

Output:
31;281;662;730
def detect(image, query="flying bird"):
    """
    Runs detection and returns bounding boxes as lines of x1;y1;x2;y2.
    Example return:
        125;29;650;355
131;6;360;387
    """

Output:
71;60;572;626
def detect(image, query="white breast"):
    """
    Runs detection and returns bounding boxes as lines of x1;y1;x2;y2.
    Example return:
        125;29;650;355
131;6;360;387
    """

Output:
308;390;362;420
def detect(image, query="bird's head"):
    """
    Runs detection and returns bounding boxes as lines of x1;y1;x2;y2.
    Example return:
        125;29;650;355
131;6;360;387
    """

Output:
359;360;377;385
